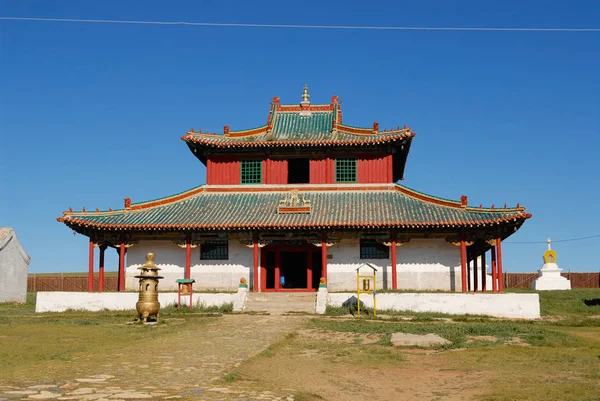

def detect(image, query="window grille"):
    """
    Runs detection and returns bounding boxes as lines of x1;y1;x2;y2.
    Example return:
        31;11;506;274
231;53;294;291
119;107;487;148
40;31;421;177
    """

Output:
241;159;262;184
200;240;229;260
335;158;357;182
360;239;389;259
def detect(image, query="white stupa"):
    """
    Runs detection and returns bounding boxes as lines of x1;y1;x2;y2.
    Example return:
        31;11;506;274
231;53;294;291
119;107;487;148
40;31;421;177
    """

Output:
530;238;571;291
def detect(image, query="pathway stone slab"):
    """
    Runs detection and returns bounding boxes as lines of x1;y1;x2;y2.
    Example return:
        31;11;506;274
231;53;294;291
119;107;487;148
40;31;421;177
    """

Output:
391;332;452;347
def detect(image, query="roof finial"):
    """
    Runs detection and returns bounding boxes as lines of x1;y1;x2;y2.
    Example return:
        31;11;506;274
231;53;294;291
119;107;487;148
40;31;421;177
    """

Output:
547;237;552;251
301;83;310;104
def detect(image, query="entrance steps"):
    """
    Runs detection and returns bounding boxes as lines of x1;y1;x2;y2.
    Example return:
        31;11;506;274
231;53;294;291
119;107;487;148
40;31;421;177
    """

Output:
244;292;316;315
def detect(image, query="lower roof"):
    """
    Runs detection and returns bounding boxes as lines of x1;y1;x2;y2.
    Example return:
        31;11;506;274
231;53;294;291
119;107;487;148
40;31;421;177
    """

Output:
58;184;531;234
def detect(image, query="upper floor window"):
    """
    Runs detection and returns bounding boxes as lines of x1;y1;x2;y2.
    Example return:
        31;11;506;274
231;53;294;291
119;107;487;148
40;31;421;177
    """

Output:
335;158;357;182
241;159;262;184
200;240;229;260
360;239;389;259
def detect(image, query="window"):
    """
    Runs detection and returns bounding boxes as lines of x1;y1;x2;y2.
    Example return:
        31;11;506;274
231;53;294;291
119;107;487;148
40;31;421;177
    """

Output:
241;159;262;184
200;240;229;260
360;239;389;259
335;158;357;182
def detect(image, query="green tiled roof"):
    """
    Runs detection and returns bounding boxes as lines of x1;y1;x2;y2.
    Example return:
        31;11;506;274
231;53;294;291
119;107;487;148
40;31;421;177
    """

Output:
58;184;531;232
182;103;414;148
271;111;333;137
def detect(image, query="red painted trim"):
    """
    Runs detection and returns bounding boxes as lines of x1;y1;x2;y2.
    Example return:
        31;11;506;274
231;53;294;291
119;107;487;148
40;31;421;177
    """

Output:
88;234;95;292
253;233;259;292
481;251;487;292
307;250;313;291
460;235;467;293
491;246;497;293
119;234;126;292
185;234;191;279
391;232;397;290
321;232;328;283
496;237;504;292
387;154;393;183
98;245;106;293
473;254;478;292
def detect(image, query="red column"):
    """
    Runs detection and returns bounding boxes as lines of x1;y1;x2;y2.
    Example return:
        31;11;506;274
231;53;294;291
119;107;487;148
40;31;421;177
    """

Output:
98;245;106;293
321;232;328;283
481;251;487;292
460;235;467;292
473;254;478;292
119;234;126;292
88;234;95;292
391;232;398;290
496;237;504;292
253;233;259;292
185;234;191;279
491;246;497;293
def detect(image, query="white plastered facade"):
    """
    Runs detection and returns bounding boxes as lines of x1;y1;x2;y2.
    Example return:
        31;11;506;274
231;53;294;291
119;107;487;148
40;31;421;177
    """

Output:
125;238;490;292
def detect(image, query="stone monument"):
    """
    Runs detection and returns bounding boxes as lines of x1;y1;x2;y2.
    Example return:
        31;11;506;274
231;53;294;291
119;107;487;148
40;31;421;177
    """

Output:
530;238;571;291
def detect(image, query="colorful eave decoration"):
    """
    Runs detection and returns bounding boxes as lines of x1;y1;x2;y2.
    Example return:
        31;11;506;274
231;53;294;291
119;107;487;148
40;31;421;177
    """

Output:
57;183;532;234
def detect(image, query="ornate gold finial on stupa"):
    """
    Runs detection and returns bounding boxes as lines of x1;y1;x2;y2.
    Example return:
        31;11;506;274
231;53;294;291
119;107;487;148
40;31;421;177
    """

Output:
543;238;557;264
301;83;310;104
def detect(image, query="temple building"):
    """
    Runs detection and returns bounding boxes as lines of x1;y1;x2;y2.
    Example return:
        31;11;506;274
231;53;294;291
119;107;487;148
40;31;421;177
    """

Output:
58;86;531;293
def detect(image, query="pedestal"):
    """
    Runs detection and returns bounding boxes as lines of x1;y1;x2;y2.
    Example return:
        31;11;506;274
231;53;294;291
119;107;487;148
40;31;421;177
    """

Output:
530;263;571;291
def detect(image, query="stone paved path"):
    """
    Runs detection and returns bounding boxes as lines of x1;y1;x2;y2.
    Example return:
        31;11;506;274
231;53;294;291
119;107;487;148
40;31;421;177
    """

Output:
0;315;307;401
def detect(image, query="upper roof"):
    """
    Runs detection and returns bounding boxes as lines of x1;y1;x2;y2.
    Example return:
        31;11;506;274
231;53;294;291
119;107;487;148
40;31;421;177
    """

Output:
57;184;531;236
182;86;415;149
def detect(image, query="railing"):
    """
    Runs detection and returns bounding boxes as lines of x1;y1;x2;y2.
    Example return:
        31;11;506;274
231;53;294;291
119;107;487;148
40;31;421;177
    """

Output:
28;275;118;292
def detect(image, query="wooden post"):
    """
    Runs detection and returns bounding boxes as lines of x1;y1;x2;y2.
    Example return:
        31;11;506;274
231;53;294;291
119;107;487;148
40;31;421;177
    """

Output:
496;237;504;292
391;232;398;290
185;233;191;279
99;245;106;292
119;233;126;292
253;233;259;292
473;253;478;292
321;232;328;283
88;234;95;292
481;251;487;292
491;246;497;293
460;234;467;292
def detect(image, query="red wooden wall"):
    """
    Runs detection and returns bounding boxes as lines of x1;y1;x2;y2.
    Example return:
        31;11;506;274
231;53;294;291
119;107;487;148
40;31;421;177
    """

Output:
206;156;241;185
357;154;392;183
310;158;329;184
264;159;288;184
207;154;393;185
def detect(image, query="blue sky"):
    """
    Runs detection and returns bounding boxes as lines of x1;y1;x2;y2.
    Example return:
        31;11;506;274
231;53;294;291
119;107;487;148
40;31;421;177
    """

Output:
1;0;599;274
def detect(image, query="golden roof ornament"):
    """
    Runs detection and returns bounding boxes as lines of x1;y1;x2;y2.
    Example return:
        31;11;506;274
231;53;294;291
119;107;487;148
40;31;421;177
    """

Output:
543;238;557;264
301;83;310;104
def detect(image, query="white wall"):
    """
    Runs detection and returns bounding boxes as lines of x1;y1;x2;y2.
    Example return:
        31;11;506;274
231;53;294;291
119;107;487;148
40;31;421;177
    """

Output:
126;240;252;291
328;292;541;319
35;291;237;313
0;232;29;303
327;238;462;291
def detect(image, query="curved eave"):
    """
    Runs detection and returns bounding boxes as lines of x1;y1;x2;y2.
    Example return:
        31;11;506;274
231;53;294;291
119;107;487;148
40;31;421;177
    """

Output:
59;214;531;232
181;131;415;149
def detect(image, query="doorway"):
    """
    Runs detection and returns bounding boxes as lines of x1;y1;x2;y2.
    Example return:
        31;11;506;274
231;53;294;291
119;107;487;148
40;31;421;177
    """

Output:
261;244;321;292
287;158;310;184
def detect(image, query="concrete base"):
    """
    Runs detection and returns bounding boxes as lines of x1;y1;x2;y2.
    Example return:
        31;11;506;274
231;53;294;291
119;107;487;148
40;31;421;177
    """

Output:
530;263;571;291
315;287;328;314
328;292;540;319
35;292;237;313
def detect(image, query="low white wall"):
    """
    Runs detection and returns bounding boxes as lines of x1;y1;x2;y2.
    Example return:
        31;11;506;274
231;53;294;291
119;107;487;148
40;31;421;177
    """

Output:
125;240;251;291
328;292;540;319
35;292;237;313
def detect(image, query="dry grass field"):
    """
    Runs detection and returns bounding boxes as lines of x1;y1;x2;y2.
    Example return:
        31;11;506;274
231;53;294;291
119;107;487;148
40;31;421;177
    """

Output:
0;289;599;400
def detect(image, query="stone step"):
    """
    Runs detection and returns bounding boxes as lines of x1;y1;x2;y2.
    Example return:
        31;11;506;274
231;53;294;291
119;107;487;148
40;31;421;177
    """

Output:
244;292;316;314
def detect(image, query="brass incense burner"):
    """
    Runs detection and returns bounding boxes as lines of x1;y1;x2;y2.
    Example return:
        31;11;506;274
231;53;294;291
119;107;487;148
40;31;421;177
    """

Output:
135;252;163;322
